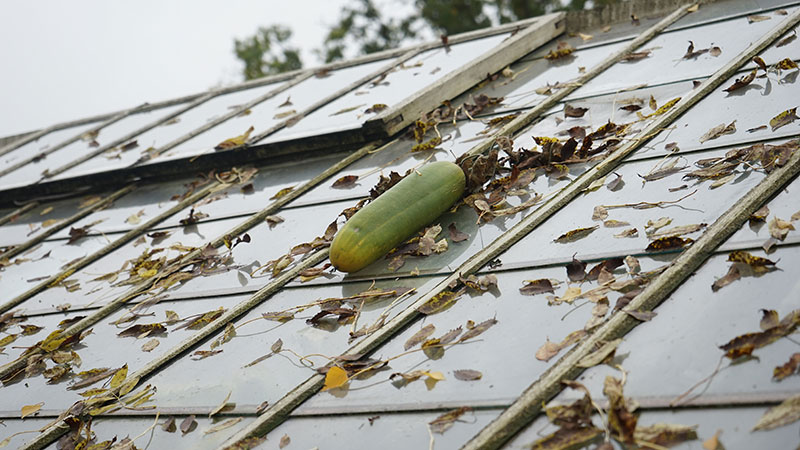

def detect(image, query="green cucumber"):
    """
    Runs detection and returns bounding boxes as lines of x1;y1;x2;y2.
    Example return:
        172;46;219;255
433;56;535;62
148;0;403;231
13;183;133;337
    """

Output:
330;161;466;273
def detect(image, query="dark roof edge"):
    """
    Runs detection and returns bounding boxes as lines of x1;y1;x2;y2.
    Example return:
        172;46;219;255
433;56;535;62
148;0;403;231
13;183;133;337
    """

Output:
0;130;385;208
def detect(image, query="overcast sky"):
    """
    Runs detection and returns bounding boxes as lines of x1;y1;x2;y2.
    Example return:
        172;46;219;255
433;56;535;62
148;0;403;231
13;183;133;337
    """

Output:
0;0;352;136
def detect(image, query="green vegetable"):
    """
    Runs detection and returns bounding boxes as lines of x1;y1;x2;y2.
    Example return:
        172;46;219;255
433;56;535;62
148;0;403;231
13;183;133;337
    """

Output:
330;161;466;273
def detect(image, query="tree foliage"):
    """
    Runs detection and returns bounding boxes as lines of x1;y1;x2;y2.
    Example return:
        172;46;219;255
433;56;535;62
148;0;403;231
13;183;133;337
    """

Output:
234;25;303;80
234;0;602;80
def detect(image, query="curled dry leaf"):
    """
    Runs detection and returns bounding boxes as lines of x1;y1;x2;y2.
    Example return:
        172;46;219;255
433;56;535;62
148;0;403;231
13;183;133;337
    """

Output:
554;226;599;243
429;407;472;434
215;126;254;151
564;104;588;118
566;256;587;282
448;223;469;242
724;69;757;92
769;216;795;240
536;338;562;362
773;353;800;381
331;175;358;189
520;278;555;296
770;107;798;131
181;415;198;435
699;121;736;144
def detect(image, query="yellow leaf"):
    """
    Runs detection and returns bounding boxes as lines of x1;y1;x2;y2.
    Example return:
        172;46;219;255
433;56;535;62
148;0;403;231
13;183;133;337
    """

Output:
21;402;44;418
424;371;446;381
118;375;140;396
215;126;254;151
42;219;60;228
109;364;128;389
322;366;349;391
39;206;54;216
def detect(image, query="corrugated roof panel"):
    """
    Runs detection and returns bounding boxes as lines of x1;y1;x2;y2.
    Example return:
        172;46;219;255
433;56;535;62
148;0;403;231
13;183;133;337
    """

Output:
454;40;630;115
563;7;797;100
0;191;122;247
261;33;511;144
142;58;389;162
0;104;187;190
51;81;287;179
641;70;800;159
0;237;110;303
21;216;237;311
138;276;444;409
0;121;100;167
261;410;503;449
299;257;670;413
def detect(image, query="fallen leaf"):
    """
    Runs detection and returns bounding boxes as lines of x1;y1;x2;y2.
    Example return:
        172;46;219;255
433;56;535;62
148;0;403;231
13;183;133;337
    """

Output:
448;223;469;242
577;338;622;368
520;279;555;296
554;226;599;243
204;418;243;435
181;415;198;435
536;338;562;362
429;407;471;433
564;105;588;118
417;290;459;315
279;434;291;448
141;339;159;352
404;324;436;350
209;391;232;417
773;353;800;381
21;402;44;419
566;256;587;282
770;107;798;131
753;394;800;430
747;14;771;23
724;69;757;92
769;216;795;240
625;310;657;321
270;186;295;200
699;121;737;143
322;366;348;391
215;126;254;151
453;369;482;381
702;430;723;450
646;236;693;252
331;175;358;189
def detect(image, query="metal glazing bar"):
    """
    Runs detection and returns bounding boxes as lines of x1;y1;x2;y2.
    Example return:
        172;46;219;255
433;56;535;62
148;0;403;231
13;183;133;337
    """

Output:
0;182;219;318
42;92;219;179
463;3;697;161
0;106;141;180
133;71;314;164
0;184;137;261
460;9;800;450
0;201;38;227
245;48;426;146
